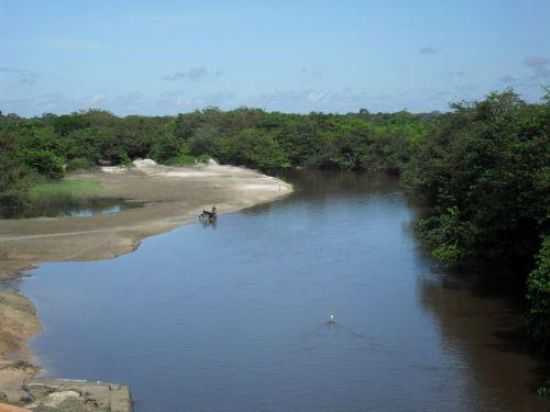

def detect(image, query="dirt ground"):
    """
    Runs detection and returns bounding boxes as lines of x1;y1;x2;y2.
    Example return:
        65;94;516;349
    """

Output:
0;160;292;407
0;290;40;404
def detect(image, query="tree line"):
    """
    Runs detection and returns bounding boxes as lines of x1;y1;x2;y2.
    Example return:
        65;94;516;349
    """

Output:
1;89;549;355
0;105;430;209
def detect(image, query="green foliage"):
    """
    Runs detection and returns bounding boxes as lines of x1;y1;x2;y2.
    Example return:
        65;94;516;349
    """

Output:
416;207;471;265
406;90;550;272
167;154;195;166
188;125;220;155
24;150;65;179
6;179;102;219
215;129;290;171
149;133;183;164
52;113;90;136
29;179;101;200
0;190;30;218
66;157;94;172
165;151;197;166
62;128;105;162
0;151;31;193
0;106;431;187
527;237;550;351
538;376;550;398
402;89;550;354
118;151;132;167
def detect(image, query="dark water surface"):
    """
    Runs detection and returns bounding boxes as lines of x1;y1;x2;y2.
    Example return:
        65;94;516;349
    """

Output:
20;172;550;412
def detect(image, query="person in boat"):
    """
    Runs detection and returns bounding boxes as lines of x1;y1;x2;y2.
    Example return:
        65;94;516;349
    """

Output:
199;206;217;222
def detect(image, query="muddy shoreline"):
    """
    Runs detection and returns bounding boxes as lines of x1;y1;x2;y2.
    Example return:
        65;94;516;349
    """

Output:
0;161;292;408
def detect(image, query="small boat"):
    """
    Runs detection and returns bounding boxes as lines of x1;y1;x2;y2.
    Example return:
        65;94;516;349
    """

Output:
199;206;217;223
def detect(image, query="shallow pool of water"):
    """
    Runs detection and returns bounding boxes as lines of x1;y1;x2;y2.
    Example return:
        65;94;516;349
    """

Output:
2;198;143;219
20;172;549;412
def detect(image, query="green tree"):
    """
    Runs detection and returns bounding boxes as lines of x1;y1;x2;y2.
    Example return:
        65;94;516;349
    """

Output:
25;150;64;179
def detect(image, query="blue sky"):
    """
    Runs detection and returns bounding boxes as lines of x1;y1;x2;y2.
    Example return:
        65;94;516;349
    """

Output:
1;0;550;116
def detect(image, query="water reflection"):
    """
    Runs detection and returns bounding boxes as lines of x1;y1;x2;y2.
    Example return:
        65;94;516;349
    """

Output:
419;270;549;411
3;198;144;219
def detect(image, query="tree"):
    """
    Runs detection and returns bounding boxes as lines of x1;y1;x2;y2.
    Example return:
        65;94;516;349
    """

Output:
25;150;64;179
53;114;89;136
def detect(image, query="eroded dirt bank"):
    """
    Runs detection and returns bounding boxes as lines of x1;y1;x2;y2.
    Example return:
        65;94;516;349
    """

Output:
0;161;292;409
0;290;40;404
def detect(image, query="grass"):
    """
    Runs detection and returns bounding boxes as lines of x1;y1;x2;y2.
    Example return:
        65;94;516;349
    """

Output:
1;179;104;218
29;179;102;201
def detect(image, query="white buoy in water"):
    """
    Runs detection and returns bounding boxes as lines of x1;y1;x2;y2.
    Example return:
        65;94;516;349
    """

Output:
328;314;336;324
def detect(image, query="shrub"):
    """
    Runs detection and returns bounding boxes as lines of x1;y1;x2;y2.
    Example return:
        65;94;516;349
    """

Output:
24;150;64;179
415;207;471;266
527;237;550;351
66;157;93;172
0;191;29;218
166;152;196;166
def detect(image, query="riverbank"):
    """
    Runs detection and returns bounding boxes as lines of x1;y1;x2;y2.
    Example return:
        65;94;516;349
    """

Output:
0;290;40;404
0;160;293;408
0;160;293;281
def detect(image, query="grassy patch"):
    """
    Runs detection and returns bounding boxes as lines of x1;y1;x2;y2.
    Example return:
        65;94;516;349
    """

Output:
1;179;105;218
29;179;101;201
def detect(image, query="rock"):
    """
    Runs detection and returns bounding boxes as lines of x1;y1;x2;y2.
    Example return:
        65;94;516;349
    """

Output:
132;158;157;169
41;391;81;408
24;379;131;412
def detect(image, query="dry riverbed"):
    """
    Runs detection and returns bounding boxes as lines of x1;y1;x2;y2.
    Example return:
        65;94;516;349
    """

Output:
0;160;292;409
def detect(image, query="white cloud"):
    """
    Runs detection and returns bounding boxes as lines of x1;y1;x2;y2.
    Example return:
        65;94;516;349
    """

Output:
419;47;438;55
162;66;222;82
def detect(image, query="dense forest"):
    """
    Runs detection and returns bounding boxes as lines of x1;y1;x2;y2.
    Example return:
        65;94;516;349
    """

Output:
1;90;550;355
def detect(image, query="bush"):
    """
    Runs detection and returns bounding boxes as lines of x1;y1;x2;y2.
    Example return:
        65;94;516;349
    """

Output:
538;380;550;398
66;157;93;172
527;237;550;351
25;150;64;179
149;134;182;163
0;191;29;218
196;154;210;163
415;207;471;266
166;152;196;166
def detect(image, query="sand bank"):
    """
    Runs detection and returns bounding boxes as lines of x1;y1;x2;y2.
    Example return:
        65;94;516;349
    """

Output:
0;161;292;280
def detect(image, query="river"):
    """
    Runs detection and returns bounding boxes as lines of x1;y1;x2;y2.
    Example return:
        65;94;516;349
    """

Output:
19;171;549;412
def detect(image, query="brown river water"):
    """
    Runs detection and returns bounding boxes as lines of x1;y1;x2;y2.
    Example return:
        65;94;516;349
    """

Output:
15;171;550;412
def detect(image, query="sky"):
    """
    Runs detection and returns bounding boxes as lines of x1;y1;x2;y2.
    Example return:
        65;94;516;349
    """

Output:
1;0;550;116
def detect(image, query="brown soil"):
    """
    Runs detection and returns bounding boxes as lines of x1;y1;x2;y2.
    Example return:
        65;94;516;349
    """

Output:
0;291;40;404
